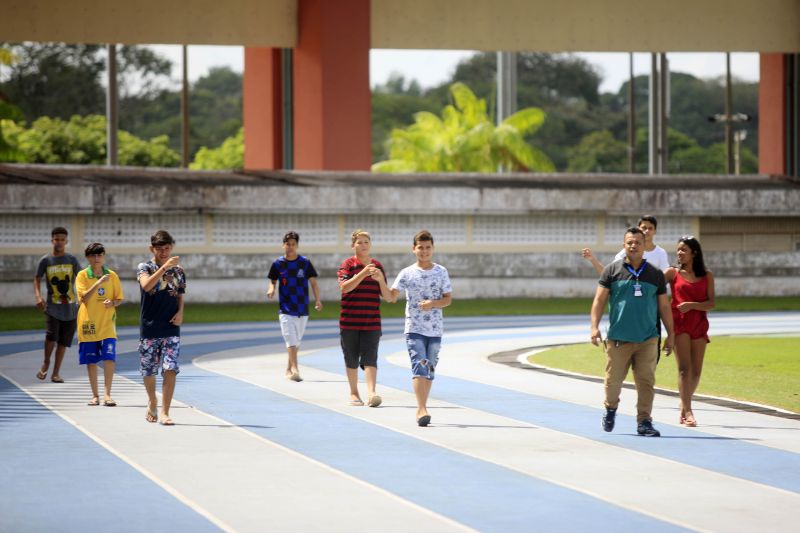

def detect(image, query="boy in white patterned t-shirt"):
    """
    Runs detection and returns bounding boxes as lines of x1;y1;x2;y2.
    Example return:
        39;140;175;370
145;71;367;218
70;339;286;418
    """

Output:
389;230;453;427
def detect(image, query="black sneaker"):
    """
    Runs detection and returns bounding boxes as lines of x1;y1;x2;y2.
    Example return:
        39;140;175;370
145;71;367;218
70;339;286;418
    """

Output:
602;408;617;432
637;419;661;437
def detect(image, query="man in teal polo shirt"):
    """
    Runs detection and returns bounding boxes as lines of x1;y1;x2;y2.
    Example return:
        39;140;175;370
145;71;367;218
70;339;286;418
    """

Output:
590;226;674;437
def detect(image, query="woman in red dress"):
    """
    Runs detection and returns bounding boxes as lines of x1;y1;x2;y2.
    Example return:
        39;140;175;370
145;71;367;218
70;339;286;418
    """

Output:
664;236;715;427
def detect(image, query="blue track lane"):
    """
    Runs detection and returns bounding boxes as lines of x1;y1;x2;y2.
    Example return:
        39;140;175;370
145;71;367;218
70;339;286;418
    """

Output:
0;376;220;533
107;342;688;532
3;315;797;532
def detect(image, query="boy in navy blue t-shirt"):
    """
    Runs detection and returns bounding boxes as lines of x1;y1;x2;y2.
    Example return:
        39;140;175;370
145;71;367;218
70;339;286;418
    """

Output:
267;231;322;382
137;229;186;426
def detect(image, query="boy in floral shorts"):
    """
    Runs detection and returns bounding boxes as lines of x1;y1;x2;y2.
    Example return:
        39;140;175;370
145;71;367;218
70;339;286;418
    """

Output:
137;230;186;426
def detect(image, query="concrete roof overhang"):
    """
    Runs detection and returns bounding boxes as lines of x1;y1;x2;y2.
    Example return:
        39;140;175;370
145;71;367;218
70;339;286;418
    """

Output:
2;0;799;52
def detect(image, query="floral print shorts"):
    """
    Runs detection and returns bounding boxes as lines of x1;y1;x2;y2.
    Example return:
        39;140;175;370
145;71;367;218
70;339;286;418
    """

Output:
139;336;181;376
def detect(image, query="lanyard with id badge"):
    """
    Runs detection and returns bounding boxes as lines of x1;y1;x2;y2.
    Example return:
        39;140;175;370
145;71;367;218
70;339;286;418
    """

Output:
624;260;647;297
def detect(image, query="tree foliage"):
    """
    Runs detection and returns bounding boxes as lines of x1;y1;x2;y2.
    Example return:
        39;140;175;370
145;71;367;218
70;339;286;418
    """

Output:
373;82;553;173
0;115;180;166
567;130;629;173
0;43;241;161
372;52;760;174
190;127;243;170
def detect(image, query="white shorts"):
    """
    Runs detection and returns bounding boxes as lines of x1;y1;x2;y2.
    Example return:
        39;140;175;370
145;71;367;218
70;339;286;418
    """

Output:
279;314;309;348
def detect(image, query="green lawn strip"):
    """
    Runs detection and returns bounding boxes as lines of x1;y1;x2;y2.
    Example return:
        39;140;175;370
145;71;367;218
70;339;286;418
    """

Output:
2;295;799;332
528;336;800;413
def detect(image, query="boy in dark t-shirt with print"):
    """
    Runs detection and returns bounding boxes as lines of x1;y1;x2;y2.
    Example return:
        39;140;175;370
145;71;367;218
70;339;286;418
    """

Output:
267;231;322;382
34;226;82;383
137;229;186;426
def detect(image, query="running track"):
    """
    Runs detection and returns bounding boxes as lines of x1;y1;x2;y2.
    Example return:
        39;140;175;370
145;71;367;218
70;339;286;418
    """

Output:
1;313;799;532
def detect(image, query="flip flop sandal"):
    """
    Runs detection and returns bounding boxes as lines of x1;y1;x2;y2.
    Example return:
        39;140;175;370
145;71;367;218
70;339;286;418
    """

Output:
50;376;64;383
146;410;158;423
36;371;47;380
159;417;175;426
88;398;100;406
103;399;117;407
349;399;364;406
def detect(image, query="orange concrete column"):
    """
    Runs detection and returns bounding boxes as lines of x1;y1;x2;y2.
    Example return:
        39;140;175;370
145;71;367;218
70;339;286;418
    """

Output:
293;0;371;170
759;53;786;175
243;48;283;170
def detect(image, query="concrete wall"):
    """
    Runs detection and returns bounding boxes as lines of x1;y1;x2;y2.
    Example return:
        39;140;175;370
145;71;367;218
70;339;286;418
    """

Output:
1;166;799;306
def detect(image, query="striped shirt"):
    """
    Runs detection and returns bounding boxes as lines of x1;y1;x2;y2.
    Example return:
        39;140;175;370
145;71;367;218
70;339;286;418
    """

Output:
338;256;386;331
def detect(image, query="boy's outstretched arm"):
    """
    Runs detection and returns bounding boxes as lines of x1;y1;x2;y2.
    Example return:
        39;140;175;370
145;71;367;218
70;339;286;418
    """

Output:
581;248;605;275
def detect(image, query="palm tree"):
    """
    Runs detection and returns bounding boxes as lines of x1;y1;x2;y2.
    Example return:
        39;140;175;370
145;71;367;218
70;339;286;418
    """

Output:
372;82;554;173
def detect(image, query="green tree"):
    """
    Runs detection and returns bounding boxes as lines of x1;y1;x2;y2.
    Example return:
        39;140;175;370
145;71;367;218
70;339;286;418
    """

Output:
618;72;759;155
372;73;439;162
567;130;628;172
0;115;179;166
372;52;619;171
121;66;242;159
190;127;243;169
0;45;22;159
0;43;173;121
373;82;553;173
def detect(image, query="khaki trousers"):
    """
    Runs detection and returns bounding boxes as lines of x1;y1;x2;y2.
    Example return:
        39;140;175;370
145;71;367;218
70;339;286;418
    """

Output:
604;337;658;423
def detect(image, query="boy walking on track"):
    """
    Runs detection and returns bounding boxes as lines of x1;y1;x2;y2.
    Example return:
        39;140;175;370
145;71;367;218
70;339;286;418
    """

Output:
34;227;81;383
76;242;124;407
390;230;452;427
267;231;322;382
137;230;186;426
337;229;393;407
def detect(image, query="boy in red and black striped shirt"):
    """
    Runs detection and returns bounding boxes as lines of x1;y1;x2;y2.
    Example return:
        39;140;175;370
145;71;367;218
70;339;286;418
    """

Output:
338;229;393;407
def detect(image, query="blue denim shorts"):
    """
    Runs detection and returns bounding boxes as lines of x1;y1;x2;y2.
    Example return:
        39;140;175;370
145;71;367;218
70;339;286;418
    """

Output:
139;336;181;376
405;333;441;380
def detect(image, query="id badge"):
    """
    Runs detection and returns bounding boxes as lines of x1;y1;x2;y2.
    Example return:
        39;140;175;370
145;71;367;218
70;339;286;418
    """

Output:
633;282;643;297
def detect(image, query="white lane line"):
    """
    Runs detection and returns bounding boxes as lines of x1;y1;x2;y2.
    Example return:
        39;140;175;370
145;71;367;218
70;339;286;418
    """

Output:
0;370;237;533
411;328;800;454
2;366;473;533
196;349;800;533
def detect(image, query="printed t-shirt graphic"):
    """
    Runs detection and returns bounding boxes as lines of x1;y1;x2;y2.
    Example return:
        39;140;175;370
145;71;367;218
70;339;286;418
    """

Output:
76;266;124;342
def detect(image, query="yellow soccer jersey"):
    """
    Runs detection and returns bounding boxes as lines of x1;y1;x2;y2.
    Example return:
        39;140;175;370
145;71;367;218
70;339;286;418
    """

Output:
76;267;124;342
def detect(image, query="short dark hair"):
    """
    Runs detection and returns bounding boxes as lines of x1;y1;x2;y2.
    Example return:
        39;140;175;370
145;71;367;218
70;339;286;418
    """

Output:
413;230;434;246
150;229;175;246
624;226;644;238
51;227;68;237
283;231;300;244
84;243;106;256
638;215;658;229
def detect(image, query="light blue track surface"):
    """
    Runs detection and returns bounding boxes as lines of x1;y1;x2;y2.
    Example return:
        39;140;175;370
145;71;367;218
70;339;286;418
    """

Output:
2;314;798;532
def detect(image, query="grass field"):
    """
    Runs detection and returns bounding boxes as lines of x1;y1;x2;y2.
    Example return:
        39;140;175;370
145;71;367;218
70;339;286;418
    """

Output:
529;336;800;413
2;296;799;332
